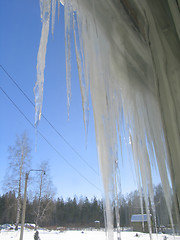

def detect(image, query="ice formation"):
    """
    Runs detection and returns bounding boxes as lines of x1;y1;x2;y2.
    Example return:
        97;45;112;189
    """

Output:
35;0;180;239
34;0;51;126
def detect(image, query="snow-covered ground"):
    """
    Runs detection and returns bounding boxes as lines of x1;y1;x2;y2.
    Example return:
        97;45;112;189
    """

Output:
0;229;180;240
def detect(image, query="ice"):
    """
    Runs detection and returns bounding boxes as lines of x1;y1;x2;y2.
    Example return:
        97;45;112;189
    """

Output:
64;0;72;119
35;0;180;239
34;0;51;126
73;10;90;136
51;0;57;36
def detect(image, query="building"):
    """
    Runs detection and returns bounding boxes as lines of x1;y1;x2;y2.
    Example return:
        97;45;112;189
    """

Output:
131;214;151;233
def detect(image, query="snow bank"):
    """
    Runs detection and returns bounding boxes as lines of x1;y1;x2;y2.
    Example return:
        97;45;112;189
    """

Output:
1;229;180;240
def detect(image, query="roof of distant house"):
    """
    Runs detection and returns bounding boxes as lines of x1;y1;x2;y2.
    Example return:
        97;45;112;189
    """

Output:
131;214;151;222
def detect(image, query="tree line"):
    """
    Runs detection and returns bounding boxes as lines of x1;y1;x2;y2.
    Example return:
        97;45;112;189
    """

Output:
0;184;177;229
0;193;104;228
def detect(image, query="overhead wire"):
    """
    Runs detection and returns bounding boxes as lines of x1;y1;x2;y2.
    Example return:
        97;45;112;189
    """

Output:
0;64;99;175
0;85;102;193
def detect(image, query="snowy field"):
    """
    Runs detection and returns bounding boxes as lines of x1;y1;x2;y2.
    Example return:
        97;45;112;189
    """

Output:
0;229;180;240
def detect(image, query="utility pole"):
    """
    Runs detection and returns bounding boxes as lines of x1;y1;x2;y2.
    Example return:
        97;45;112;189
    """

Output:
19;170;45;240
19;173;28;240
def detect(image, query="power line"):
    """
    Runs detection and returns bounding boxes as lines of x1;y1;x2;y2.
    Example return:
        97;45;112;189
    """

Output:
0;86;102;193
0;64;99;175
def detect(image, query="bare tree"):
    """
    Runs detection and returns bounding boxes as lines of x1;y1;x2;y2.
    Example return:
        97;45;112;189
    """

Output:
33;161;55;229
4;132;31;230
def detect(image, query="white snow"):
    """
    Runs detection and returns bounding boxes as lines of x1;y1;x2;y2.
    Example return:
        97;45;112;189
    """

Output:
0;229;179;240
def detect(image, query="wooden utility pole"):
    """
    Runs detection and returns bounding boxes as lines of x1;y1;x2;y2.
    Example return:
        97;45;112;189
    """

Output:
19;170;45;240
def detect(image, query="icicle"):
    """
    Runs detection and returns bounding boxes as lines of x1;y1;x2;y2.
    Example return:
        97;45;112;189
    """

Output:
37;0;180;239
73;8;90;138
64;0;73;119
51;0;57;36
58;0;60;21
34;0;51;126
113;158;122;240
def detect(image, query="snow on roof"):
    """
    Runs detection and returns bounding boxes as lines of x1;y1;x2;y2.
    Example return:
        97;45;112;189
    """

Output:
131;214;149;222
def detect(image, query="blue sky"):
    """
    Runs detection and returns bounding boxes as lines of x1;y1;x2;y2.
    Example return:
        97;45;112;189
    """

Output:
0;0;142;200
0;0;104;200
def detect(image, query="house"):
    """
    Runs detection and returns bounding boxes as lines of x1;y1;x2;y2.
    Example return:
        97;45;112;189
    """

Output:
94;220;100;229
131;214;151;233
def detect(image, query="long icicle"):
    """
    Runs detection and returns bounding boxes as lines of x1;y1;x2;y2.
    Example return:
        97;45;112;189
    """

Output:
34;0;51;127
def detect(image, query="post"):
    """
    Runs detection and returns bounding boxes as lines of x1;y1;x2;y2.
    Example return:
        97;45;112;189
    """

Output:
19;173;28;240
19;170;45;240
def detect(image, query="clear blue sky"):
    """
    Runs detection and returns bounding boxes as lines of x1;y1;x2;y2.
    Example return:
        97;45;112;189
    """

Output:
0;0;148;200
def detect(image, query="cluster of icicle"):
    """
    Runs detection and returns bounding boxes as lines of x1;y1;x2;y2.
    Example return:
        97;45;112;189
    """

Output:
35;0;180;239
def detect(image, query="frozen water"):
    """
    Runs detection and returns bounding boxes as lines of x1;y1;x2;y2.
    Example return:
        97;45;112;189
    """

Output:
51;0;57;36
35;0;180;239
34;0;51;126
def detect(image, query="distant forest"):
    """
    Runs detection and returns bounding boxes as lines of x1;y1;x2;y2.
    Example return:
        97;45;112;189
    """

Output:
0;185;177;228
